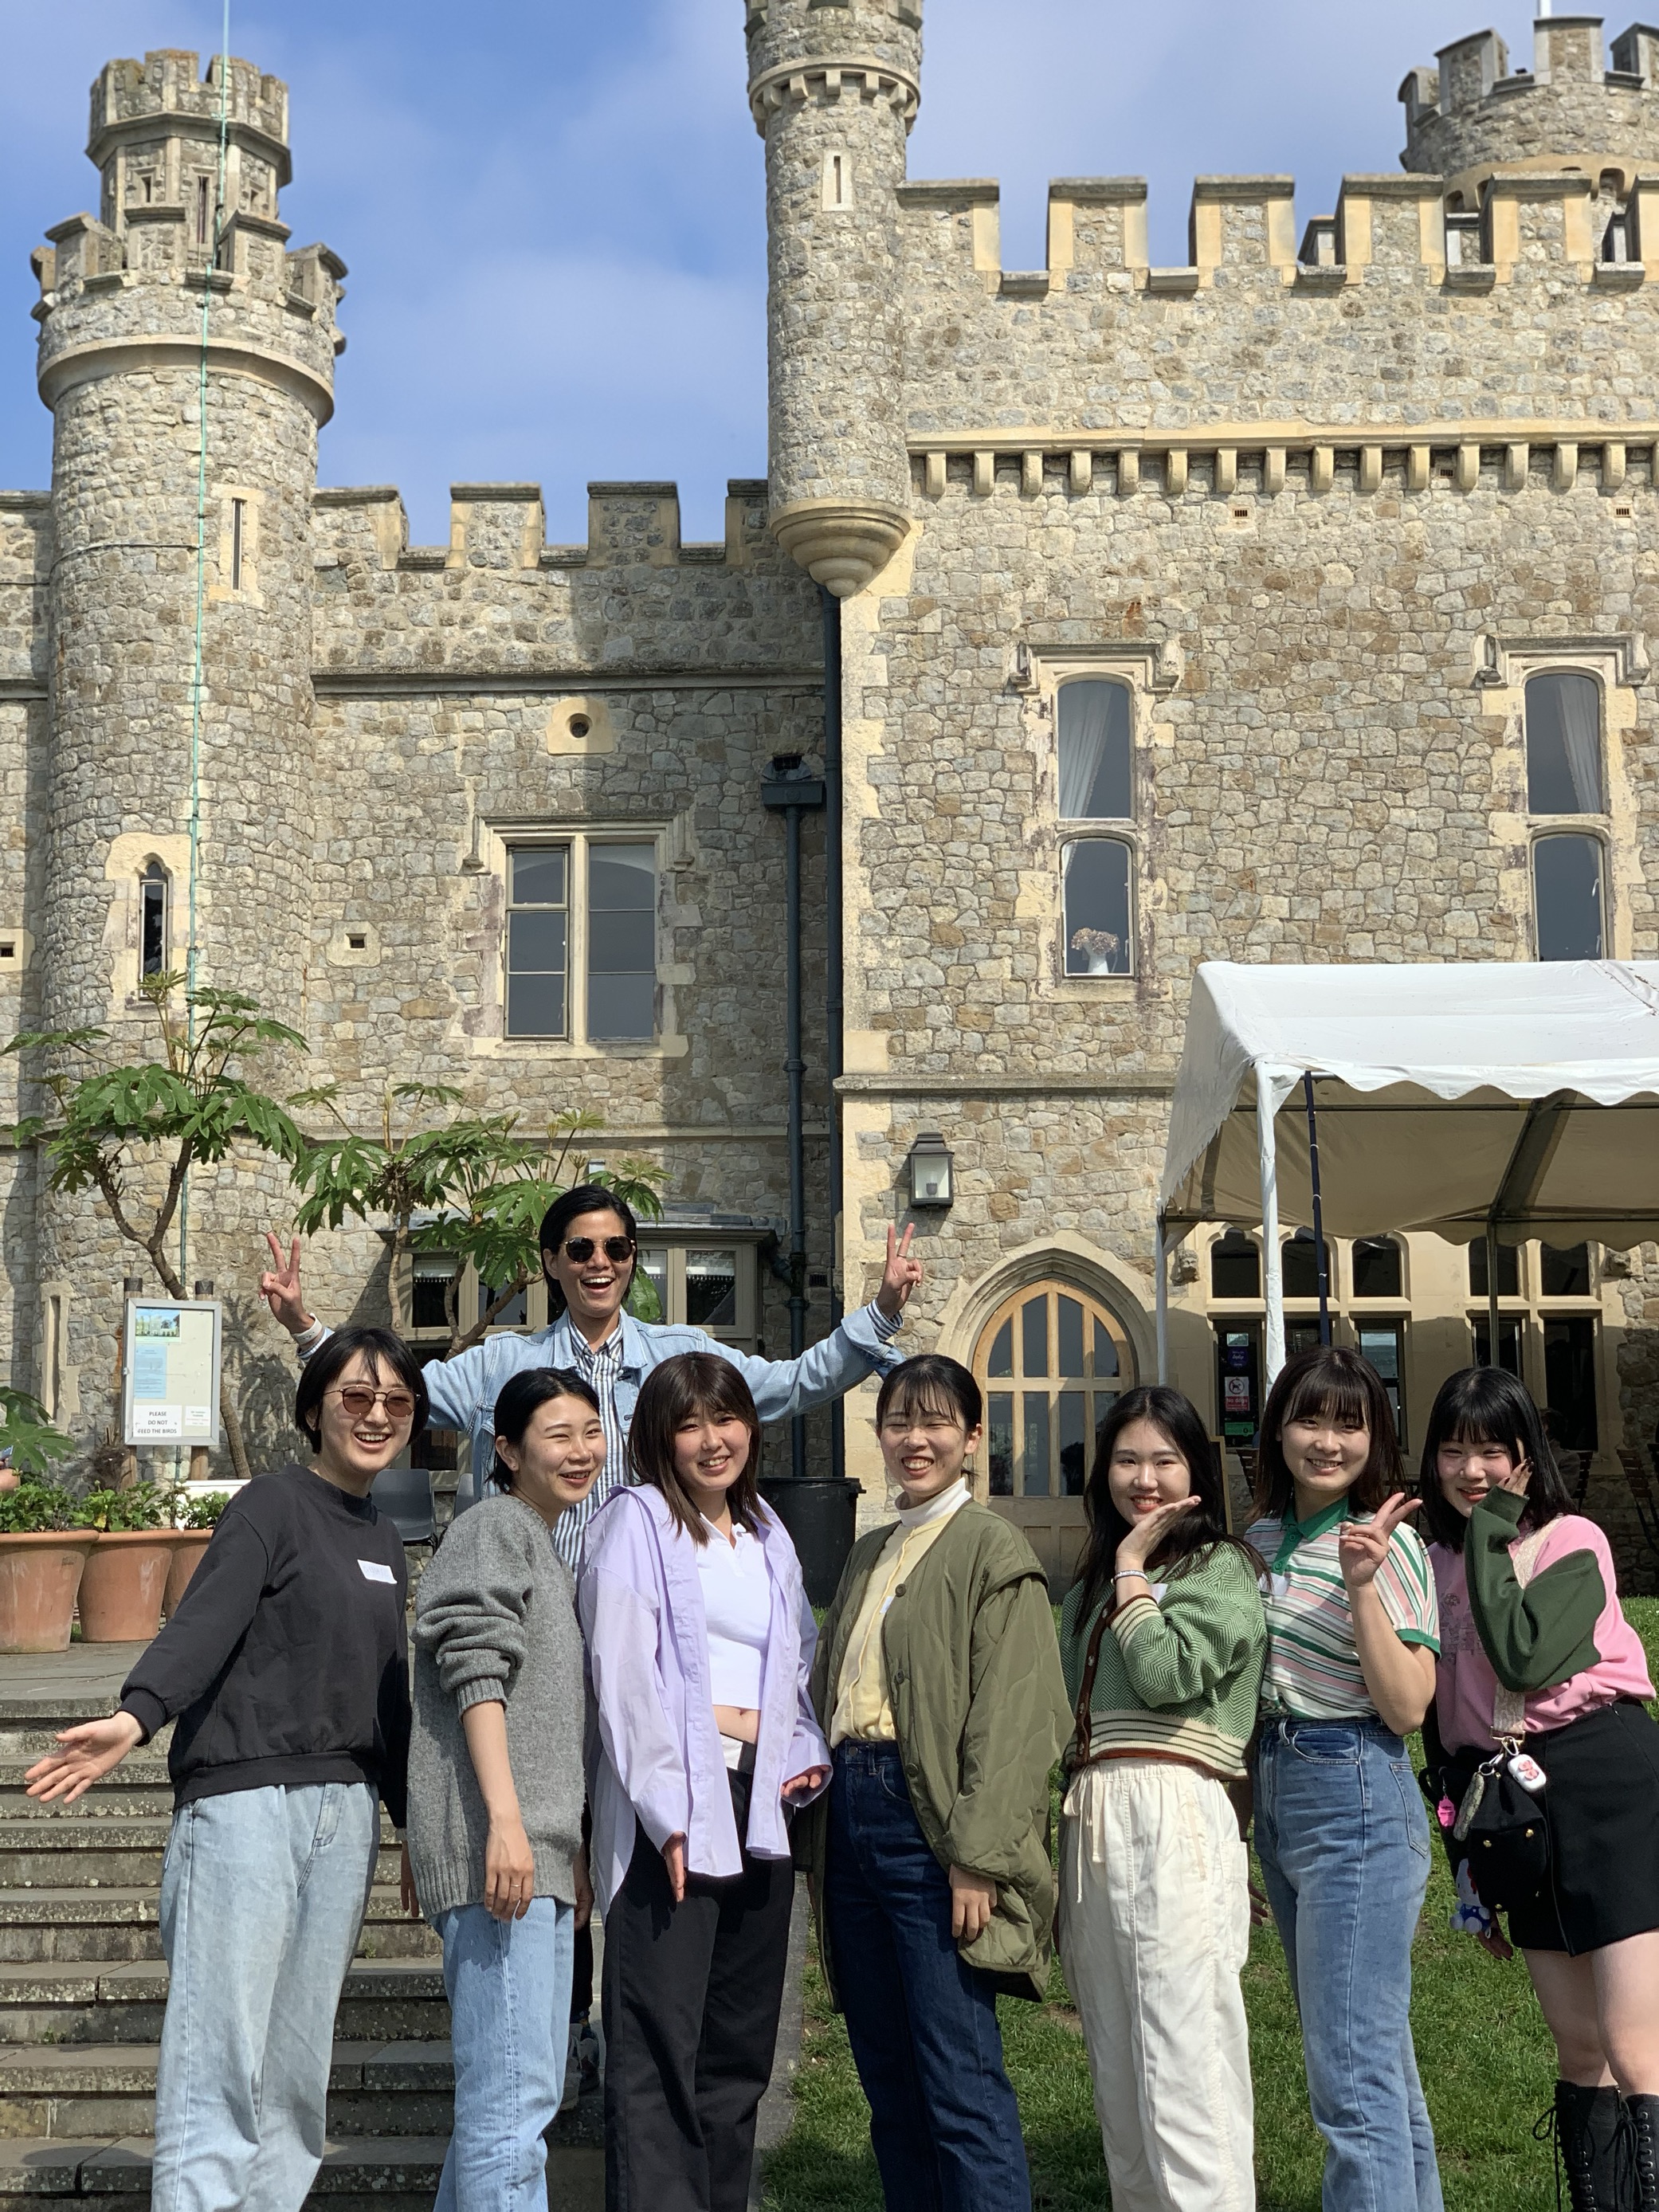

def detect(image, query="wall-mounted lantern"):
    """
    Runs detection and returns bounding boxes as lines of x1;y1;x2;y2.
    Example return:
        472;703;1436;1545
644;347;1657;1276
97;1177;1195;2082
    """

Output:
906;1130;955;1210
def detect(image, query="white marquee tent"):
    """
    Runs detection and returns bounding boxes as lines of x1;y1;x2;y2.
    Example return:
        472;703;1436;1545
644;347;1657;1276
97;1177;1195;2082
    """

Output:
1157;960;1659;1382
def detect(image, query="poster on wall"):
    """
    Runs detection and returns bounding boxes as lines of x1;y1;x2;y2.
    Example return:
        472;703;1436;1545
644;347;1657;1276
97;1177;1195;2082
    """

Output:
122;1299;222;1449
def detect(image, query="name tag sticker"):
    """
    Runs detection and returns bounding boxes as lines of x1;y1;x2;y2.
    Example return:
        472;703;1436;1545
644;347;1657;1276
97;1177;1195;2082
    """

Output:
1269;1572;1291;1602
359;1559;396;1585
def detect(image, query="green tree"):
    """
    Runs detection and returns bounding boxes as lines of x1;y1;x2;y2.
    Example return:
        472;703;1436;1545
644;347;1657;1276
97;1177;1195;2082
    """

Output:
4;975;308;1484
0;1387;74;1481
288;1088;664;1359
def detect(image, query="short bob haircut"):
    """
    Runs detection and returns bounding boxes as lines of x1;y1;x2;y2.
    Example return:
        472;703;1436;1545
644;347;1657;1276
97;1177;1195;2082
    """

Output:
294;1327;429;1454
1415;1365;1572;1553
489;1367;603;1493
1074;1384;1261;1624
627;1352;764;1547
875;1354;982;1437
1253;1343;1403;1521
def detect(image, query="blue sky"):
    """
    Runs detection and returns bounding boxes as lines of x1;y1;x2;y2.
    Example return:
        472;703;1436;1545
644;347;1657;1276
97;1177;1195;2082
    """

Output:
2;2;1557;545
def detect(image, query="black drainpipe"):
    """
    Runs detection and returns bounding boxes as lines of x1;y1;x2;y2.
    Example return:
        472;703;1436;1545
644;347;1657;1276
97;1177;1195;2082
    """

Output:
822;588;846;1482
762;751;826;1477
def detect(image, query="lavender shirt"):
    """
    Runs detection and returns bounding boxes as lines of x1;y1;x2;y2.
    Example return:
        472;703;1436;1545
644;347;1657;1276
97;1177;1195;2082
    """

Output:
577;1484;830;1914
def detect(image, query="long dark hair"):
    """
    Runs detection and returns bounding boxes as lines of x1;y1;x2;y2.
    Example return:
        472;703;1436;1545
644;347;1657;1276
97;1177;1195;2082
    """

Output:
489;1367;602;1493
1074;1384;1257;1624
627;1352;763;1547
1416;1366;1572;1553
1253;1345;1403;1520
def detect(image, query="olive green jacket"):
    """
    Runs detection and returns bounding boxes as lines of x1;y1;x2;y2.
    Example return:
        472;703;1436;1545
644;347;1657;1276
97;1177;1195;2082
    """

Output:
800;1500;1072;2005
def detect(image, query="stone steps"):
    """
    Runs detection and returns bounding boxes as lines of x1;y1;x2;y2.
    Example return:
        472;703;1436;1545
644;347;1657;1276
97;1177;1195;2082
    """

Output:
0;1958;450;2044
0;1818;405;1891
0;1886;439;1963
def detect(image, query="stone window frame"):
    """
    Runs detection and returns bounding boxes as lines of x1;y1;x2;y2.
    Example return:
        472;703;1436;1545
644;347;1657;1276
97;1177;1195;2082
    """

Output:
209;483;262;606
1477;633;1646;967
1461;1234;1606;1453
484;820;679;1058
1013;639;1182;991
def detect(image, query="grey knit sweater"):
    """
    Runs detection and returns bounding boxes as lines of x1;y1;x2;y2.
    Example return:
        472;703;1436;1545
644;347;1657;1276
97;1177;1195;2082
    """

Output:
407;1494;586;1920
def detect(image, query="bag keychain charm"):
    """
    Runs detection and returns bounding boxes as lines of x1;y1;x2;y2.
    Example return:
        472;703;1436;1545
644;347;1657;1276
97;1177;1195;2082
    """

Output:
1506;1747;1547;1795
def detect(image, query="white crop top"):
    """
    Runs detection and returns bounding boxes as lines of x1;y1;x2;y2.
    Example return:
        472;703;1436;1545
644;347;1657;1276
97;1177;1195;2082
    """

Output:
696;1520;772;1708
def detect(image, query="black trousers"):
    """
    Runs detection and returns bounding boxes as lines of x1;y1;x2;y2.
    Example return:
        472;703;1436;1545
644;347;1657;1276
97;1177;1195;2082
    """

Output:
602;1772;794;2212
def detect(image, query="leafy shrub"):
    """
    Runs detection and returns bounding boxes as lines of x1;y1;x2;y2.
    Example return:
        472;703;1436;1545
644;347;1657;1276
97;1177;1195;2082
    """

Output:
80;1483;174;1533
0;1481;91;1535
180;1491;230;1530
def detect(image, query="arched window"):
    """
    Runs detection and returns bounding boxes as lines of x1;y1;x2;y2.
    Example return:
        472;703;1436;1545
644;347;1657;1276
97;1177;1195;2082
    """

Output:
975;1282;1133;1500
1281;1230;1331;1300
1533;834;1604;961
1524;672;1603;814
1063;839;1131;975
1057;680;1131;820
139;861;169;978
1351;1235;1403;1299
1210;1230;1261;1299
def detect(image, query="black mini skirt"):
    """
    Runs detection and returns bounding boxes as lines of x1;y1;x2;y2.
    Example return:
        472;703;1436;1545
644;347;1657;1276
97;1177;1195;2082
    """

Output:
1504;1700;1659;1955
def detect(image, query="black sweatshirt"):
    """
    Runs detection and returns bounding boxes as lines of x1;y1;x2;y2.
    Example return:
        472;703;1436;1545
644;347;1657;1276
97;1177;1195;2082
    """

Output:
120;1462;411;1826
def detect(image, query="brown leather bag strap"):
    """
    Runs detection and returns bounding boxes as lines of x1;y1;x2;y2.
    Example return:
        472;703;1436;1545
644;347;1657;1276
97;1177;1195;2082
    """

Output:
1070;1606;1114;1770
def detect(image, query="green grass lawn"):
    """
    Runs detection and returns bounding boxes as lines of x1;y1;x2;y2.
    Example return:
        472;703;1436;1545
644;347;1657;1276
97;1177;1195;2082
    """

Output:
759;1596;1659;2212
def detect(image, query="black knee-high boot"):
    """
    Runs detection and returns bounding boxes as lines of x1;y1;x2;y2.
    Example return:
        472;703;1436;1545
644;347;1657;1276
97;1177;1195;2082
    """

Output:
1543;2081;1630;2211
1626;2092;1658;2212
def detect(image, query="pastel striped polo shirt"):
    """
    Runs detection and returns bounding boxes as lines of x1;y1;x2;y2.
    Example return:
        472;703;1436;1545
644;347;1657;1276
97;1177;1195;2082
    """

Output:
1245;1500;1439;1720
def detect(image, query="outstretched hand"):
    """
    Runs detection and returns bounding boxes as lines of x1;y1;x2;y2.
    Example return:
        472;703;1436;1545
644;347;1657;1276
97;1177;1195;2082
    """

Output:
259;1232;314;1338
1338;1492;1422;1593
25;1714;143;1805
876;1224;924;1320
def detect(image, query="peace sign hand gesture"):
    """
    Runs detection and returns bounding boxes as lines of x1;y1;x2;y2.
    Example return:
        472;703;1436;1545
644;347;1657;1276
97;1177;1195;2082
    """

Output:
259;1232;314;1339
876;1223;924;1320
1338;1492;1422;1594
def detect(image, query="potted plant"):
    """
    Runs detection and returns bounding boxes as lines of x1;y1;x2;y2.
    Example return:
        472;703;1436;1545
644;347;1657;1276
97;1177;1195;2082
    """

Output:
0;1425;99;1652
164;1491;230;1616
76;1482;180;1644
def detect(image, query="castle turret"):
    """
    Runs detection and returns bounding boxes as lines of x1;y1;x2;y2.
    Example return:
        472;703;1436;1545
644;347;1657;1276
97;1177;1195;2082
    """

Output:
1402;17;1659;196
28;50;340;1449
746;0;919;596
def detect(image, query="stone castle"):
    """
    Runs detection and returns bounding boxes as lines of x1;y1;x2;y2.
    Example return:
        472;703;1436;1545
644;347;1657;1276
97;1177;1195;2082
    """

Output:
5;6;1659;1579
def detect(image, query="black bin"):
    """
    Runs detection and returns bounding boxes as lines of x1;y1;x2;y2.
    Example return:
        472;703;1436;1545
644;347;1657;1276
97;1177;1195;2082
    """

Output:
759;1477;861;1607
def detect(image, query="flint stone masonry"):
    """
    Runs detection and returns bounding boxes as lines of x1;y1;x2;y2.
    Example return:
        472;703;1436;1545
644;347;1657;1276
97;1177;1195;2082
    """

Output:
4;15;1659;1579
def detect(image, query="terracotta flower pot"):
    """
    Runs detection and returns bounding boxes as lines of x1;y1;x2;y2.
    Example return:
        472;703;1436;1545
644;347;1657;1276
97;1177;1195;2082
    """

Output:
0;1532;99;1654
76;1529;183;1644
163;1529;215;1617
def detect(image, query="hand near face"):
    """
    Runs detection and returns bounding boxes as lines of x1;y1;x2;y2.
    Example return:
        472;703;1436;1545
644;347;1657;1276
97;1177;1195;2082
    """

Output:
876;1224;924;1320
1114;1495;1201;1575
1337;1492;1422;1593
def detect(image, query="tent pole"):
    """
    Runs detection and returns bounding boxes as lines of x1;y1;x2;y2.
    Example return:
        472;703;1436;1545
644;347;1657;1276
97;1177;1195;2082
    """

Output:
1303;1073;1332;1347
1484;1224;1501;1369
1259;1065;1286;1385
1155;1215;1169;1384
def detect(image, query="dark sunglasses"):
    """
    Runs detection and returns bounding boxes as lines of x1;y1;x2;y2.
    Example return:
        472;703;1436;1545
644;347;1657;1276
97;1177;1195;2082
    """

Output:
560;1236;635;1265
332;1385;416;1421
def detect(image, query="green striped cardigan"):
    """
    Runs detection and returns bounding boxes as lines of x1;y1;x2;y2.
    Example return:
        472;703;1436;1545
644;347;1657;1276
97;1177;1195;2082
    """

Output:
1058;1542;1268;1783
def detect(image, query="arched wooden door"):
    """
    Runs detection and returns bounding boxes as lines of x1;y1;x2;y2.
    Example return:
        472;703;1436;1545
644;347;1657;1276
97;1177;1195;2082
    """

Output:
972;1281;1135;1591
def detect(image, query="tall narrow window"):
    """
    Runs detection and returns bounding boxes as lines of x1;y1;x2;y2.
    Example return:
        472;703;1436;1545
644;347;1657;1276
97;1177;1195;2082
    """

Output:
586;843;656;1041
229;499;246;592
195;175;211;248
1525;672;1603;814
1057;680;1131;819
1063;841;1131;975
1533;835;1604;961
505;846;569;1037
139;862;168;978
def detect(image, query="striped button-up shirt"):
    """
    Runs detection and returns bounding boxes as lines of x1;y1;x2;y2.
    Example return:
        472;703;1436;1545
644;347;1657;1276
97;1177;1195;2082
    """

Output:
554;1331;627;1570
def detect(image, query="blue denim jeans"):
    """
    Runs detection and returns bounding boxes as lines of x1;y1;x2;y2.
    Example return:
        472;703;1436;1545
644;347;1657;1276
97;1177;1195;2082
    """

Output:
824;1743;1030;2212
152;1781;379;2212
435;1897;575;2212
1253;1719;1444;2212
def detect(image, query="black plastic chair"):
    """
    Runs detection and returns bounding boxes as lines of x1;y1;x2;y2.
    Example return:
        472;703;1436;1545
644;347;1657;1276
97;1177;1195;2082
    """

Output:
370;1464;435;1544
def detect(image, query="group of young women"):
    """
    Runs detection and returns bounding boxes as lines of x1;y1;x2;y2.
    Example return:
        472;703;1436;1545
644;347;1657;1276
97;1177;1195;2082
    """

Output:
18;1287;1659;2212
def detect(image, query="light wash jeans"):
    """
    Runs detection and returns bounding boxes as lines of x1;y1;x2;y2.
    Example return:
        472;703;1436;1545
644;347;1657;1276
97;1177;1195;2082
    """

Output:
1253;1719;1444;2212
152;1781;379;2212
435;1896;575;2212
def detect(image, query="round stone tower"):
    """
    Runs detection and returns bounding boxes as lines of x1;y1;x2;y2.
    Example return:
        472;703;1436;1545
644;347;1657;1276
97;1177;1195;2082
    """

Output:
28;49;340;1449
1402;16;1659;192
746;0;920;597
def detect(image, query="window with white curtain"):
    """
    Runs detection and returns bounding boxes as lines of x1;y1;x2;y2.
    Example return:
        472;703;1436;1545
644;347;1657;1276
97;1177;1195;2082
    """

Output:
1057;680;1132;820
1523;672;1606;961
1057;680;1135;975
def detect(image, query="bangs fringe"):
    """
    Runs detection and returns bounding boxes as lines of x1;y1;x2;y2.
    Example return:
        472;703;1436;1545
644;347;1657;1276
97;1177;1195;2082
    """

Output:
1277;1363;1373;1436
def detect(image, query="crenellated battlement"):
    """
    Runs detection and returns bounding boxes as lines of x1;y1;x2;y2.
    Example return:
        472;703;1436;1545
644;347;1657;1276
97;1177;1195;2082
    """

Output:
1402;17;1659;186
310;480;780;576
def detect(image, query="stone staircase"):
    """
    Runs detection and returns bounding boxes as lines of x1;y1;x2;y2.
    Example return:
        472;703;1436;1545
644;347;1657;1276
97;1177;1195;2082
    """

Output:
0;1664;603;2210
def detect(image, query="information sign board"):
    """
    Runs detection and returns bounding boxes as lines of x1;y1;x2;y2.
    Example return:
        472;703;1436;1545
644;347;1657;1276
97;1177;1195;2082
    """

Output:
121;1299;222;1449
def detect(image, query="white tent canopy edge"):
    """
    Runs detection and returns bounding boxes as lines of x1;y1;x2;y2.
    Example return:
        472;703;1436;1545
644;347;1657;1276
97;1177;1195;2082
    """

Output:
1155;959;1659;1386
